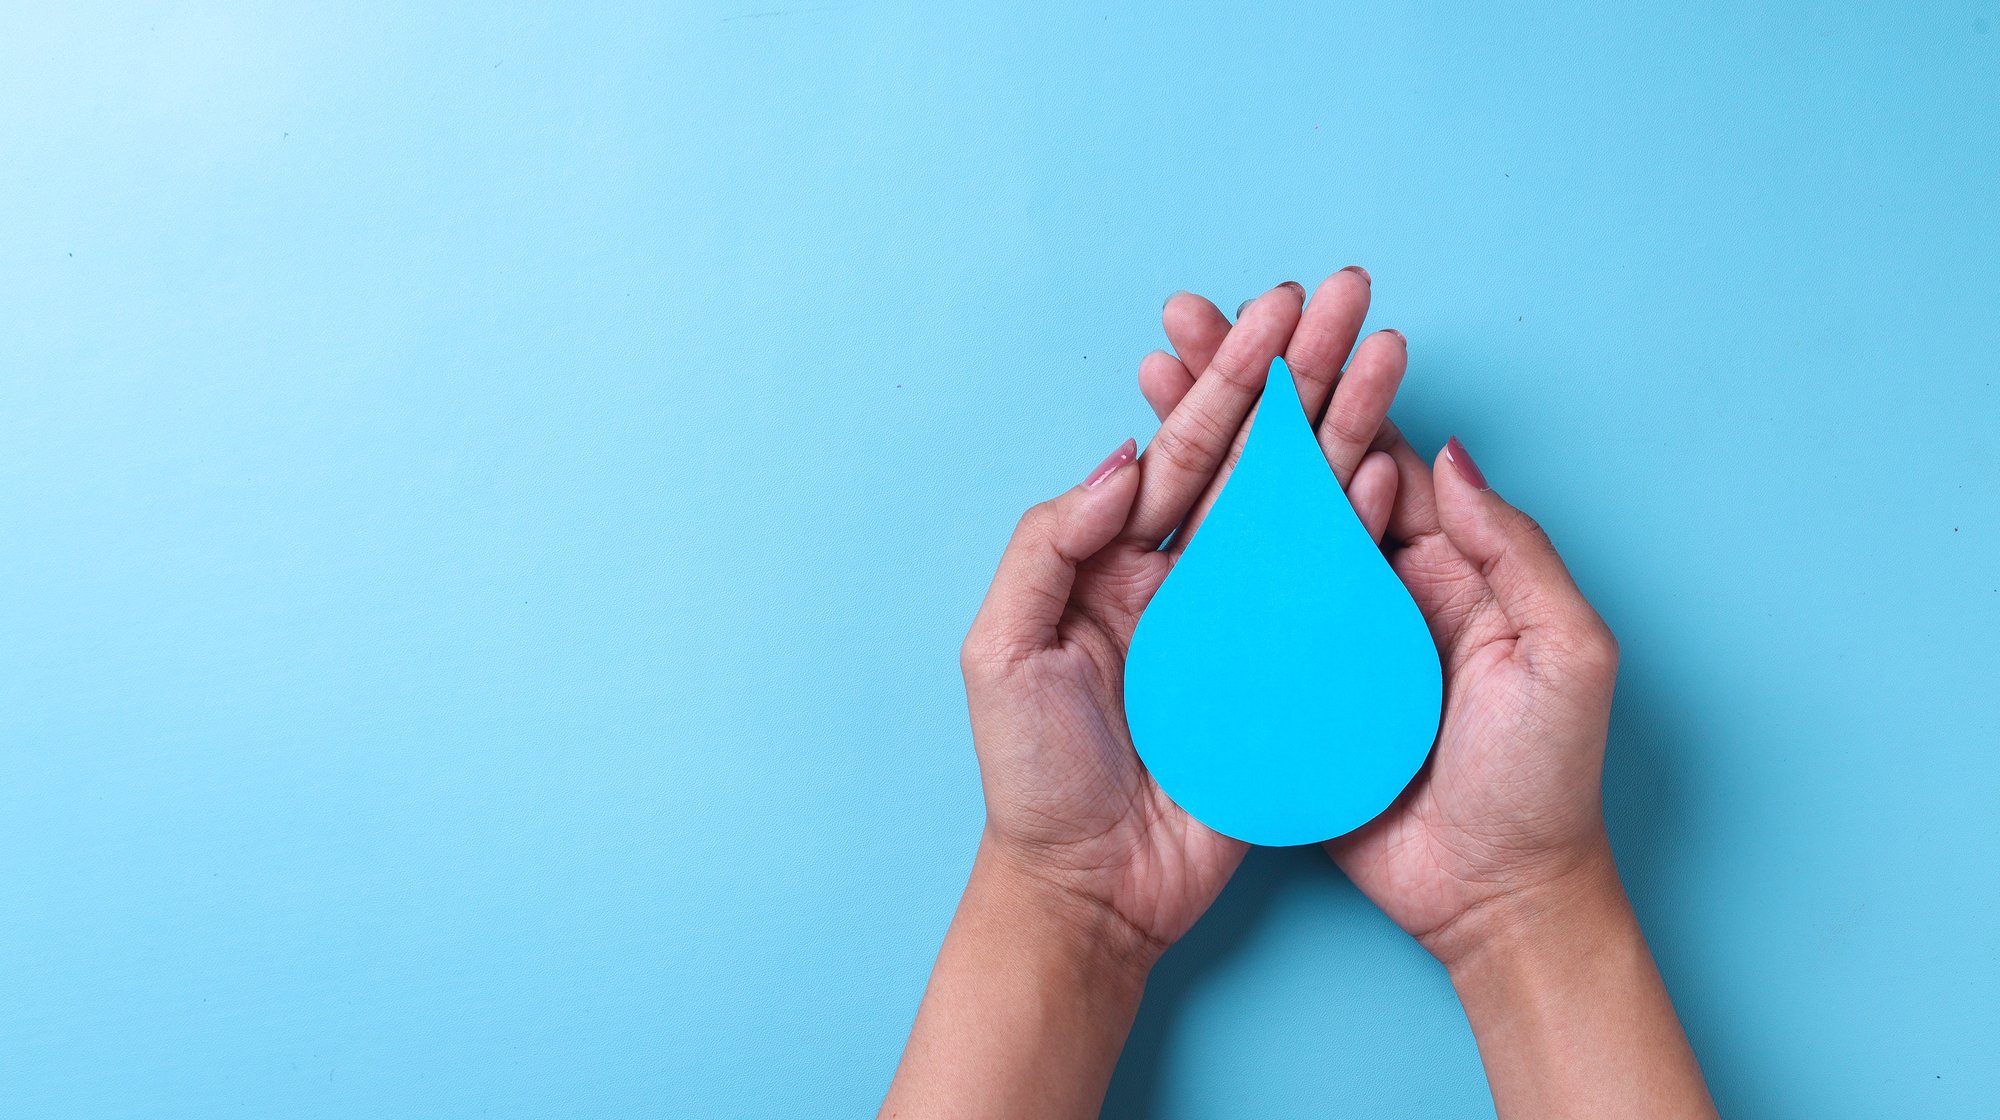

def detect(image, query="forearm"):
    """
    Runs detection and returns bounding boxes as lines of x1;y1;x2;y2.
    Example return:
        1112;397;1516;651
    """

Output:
1441;848;1717;1120
880;838;1155;1119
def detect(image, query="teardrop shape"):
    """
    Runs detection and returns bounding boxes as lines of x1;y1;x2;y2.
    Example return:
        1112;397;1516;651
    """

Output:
1125;360;1442;846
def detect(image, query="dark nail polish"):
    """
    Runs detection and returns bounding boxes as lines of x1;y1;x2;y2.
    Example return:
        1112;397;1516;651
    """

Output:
1445;436;1488;491
1340;265;1371;285
1278;280;1305;298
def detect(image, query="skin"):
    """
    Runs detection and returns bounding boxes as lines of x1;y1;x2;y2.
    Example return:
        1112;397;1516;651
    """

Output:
880;272;1717;1120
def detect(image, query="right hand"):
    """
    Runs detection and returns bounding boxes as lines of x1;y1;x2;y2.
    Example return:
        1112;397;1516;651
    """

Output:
1324;431;1621;966
1148;276;1717;1120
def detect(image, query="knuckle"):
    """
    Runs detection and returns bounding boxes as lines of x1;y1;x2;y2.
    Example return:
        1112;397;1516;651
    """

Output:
1204;354;1262;392
1560;620;1620;680
1149;423;1215;478
959;627;996;679
1323;400;1378;447
961;619;1033;682
1013;500;1061;543
1590;624;1621;672
1285;341;1335;386
1515;511;1554;549
1219;438;1246;475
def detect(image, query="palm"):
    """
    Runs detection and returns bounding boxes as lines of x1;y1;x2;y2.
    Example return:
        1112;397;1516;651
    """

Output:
1326;510;1617;946
969;546;1246;949
1315;537;1534;924
961;286;1318;951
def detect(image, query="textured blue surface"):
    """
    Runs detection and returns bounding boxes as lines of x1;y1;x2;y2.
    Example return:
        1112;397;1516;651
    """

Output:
1126;362;1440;845
2;3;1995;1117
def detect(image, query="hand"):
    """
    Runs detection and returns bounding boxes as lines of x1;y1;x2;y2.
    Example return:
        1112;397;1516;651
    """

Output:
1147;272;1714;1118
960;279;1399;958
884;282;1406;1119
1143;272;1618;963
1325;429;1622;966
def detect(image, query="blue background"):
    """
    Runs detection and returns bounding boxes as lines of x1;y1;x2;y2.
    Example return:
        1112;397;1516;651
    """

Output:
2;2;1994;1116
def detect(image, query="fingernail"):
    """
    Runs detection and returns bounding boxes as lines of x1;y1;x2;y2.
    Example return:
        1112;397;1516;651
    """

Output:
1163;289;1190;311
1444;436;1489;491
1340;265;1371;285
1278;280;1305;298
1085;438;1139;488
1380;327;1405;344
1236;298;1253;318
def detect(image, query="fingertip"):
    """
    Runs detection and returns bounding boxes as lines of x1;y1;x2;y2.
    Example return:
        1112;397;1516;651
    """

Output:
1343;329;1408;381
1431;441;1484;518
1427;440;1596;631
1430;441;1486;545
1443;435;1488;491
1064;438;1143;553
1291;270;1376;419
1309;267;1359;300
1312;266;1372;306
1163;290;1224;331
1137;350;1193;419
1160;291;1232;377
1082;437;1139;490
1430;437;1546;567
1242;282;1306;326
1349;450;1399;544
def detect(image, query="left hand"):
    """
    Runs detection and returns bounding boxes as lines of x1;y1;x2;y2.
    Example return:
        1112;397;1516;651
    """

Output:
962;277;1401;957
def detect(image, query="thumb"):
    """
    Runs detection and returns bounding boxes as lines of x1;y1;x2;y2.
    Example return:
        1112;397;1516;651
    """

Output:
1431;436;1605;642
964;439;1141;667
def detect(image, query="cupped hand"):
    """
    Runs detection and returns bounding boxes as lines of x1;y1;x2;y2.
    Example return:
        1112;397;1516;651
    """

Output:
962;280;1404;959
1144;271;1622;966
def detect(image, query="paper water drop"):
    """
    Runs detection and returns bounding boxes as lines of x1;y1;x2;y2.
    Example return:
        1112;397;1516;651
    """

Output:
1125;360;1443;846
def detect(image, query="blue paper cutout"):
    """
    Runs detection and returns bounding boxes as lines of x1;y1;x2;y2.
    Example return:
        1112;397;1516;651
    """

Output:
1125;360;1443;846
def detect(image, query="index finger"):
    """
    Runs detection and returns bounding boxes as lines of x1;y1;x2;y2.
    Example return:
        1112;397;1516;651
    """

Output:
1122;284;1302;548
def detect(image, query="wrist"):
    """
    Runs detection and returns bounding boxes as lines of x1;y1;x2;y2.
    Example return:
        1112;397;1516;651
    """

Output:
970;834;1165;987
879;838;1155;1117
1423;835;1629;974
1431;843;1718;1118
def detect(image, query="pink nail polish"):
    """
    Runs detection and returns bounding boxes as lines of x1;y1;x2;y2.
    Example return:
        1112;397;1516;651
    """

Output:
1340;265;1371;285
1444;436;1489;491
1085;438;1139;488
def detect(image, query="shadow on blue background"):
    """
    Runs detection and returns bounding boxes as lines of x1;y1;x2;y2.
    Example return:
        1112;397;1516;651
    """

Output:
2;2;1995;1117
